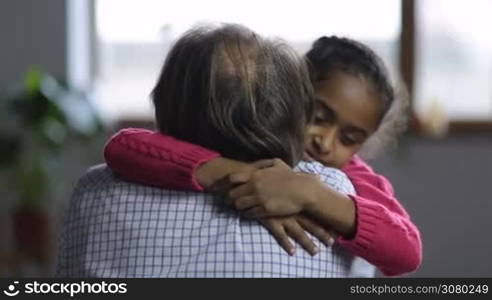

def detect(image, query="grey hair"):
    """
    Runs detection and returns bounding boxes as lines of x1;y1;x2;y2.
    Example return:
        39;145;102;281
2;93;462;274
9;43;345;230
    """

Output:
152;23;314;165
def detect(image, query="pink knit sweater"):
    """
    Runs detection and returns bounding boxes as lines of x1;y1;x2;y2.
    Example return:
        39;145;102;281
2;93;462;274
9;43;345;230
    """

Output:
104;128;422;276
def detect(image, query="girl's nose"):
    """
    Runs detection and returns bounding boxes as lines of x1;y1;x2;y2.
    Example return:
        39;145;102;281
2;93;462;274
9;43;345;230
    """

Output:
314;128;336;155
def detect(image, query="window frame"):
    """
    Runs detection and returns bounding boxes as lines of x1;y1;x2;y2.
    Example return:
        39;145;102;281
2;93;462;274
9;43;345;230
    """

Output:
402;0;492;134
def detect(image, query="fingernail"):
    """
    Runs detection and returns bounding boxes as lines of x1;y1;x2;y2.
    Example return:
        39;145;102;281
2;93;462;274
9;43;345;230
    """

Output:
289;248;295;256
311;246;319;256
326;238;334;246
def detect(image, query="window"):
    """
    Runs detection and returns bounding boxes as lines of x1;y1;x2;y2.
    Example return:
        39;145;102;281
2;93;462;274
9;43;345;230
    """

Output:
415;0;492;121
95;0;401;120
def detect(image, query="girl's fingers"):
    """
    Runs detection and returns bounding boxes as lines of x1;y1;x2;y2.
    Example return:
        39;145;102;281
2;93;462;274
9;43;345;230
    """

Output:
227;172;251;185
227;182;254;199
234;196;259;210
284;220;319;256
243;206;267;219
296;215;335;247
260;219;295;256
271;158;290;169
251;159;275;169
210;176;233;194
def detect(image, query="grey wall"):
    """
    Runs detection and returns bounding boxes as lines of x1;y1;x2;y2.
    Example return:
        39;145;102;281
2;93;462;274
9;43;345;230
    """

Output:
370;134;492;277
0;0;68;274
0;0;67;89
0;0;105;276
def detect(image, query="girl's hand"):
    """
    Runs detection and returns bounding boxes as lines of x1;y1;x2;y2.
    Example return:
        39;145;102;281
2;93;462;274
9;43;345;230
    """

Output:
208;159;276;193
225;158;318;218
260;215;336;256
196;157;258;190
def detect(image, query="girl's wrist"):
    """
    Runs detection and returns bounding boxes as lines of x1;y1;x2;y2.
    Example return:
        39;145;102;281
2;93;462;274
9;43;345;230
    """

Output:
195;158;223;189
303;179;357;238
300;175;327;212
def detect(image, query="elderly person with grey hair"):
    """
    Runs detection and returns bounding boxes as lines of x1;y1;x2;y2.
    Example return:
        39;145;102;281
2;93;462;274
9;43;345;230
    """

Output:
56;24;366;277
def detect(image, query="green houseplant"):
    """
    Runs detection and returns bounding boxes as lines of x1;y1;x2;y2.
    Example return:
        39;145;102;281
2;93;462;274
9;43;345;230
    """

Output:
0;69;104;272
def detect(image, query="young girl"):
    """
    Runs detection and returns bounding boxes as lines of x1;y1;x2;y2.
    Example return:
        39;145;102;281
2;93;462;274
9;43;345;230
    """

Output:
103;36;422;276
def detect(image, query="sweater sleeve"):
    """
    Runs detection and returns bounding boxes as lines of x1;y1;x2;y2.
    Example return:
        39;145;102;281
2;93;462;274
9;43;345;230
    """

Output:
338;155;423;276
104;128;220;191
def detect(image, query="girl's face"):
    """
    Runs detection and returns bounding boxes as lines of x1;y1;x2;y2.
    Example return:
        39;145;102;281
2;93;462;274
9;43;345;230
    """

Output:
305;71;381;168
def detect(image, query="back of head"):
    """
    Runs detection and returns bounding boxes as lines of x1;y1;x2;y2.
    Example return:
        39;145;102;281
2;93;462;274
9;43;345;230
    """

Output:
152;24;313;166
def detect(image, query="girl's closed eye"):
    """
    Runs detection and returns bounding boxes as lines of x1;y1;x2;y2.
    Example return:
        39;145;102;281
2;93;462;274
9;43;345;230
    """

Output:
340;134;357;146
340;130;367;146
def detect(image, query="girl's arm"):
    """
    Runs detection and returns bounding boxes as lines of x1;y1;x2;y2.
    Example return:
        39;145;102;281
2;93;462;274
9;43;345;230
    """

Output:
227;161;357;237
104;128;332;256
339;156;423;276
104;128;239;190
225;157;422;276
105;129;422;276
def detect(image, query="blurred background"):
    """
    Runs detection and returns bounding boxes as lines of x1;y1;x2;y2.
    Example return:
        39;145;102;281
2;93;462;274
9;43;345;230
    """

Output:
0;0;491;277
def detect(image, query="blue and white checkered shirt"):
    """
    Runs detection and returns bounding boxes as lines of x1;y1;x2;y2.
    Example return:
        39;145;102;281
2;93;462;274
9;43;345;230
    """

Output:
56;161;374;277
